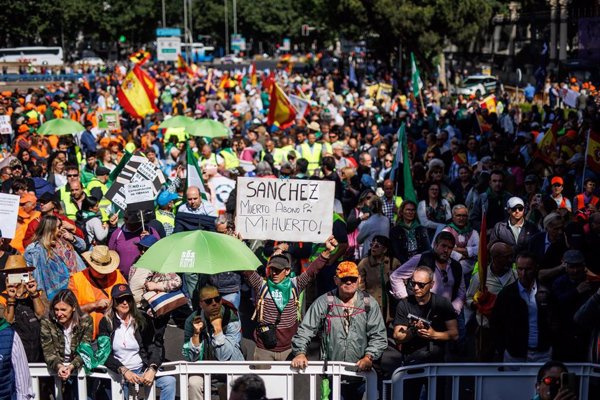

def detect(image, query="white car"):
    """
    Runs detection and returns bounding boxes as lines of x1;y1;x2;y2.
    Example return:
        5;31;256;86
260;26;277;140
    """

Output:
455;75;498;97
220;54;243;64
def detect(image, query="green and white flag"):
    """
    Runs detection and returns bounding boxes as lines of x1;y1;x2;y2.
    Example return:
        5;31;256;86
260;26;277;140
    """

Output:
411;52;423;98
186;145;208;201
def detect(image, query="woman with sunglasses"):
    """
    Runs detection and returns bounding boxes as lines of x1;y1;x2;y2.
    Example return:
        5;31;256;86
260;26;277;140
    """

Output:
99;284;176;400
358;235;399;321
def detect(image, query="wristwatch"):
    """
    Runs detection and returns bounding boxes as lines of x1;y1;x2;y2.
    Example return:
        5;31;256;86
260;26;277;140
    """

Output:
149;364;158;372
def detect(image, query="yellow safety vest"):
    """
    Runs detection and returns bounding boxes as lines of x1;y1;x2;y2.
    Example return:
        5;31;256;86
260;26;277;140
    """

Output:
220;149;240;169
200;153;219;168
300;142;322;171
280;145;298;162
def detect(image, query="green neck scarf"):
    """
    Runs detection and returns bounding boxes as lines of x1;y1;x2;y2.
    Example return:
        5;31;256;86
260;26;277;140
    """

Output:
448;222;472;235
267;276;292;313
0;318;9;332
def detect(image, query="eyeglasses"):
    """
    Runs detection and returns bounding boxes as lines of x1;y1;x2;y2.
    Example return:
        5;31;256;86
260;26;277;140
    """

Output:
540;376;561;386
407;280;431;289
202;296;221;305
455;214;468;218
511;205;525;212
340;276;358;285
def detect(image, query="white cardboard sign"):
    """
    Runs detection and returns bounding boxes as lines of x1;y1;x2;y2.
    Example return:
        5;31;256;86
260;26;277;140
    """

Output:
235;177;334;242
125;181;155;205
0;193;20;239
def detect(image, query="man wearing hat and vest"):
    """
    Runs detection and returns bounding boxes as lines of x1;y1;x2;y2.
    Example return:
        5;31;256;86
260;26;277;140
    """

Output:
291;261;387;400
550;176;572;212
0;255;48;362
299;124;323;173
68;245;127;339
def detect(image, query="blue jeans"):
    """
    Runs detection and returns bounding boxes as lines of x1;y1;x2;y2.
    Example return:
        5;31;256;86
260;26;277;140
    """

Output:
122;368;176;400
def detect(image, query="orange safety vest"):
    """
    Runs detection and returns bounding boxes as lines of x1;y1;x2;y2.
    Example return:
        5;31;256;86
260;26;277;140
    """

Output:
68;269;127;339
575;193;599;211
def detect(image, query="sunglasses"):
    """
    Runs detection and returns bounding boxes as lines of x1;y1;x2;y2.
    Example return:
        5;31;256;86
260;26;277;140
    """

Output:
340;276;358;284
67;174;79;178
270;267;287;274
540;376;560;386
116;295;132;304
440;269;449;284
407;280;431;289
202;296;222;305
552;183;562;187
510;205;525;212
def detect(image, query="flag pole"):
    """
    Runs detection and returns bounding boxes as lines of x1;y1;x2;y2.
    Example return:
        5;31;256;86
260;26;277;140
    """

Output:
583;128;591;191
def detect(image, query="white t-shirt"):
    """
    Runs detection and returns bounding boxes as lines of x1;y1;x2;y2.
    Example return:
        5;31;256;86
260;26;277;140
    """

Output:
113;316;143;370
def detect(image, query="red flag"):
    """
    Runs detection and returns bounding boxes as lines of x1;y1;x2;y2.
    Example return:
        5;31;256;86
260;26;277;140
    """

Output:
267;82;296;128
535;122;558;164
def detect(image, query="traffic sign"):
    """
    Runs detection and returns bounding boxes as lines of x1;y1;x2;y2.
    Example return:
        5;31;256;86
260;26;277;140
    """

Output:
156;28;182;37
157;37;181;61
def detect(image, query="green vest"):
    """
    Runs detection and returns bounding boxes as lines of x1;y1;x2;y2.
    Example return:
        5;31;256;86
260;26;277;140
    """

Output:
62;198;79;221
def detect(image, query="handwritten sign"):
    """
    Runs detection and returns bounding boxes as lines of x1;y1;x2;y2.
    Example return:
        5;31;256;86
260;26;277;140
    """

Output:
0;116;12;135
235;177;334;242
0;193;20;238
98;111;120;132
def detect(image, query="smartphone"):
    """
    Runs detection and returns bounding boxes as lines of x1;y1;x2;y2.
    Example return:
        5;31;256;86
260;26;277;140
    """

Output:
561;372;577;395
7;273;29;285
534;193;542;203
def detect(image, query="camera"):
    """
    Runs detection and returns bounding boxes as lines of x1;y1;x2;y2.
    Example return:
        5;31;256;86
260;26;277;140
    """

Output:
7;273;29;285
407;313;431;329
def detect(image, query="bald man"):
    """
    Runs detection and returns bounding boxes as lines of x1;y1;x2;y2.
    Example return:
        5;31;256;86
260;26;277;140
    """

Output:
174;186;217;234
466;242;517;360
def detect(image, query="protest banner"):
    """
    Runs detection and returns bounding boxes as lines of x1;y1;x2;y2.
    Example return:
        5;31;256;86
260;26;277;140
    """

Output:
105;155;166;211
0;193;20;239
0;116;13;135
235;177;334;242
98;110;121;132
125;180;155;211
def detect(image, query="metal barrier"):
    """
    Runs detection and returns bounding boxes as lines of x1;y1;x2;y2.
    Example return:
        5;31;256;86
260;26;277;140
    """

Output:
29;361;378;400
390;363;600;400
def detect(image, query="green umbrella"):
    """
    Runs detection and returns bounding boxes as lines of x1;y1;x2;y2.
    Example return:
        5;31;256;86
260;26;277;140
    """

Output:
158;115;194;130
133;230;261;274
37;118;85;136
188;119;230;138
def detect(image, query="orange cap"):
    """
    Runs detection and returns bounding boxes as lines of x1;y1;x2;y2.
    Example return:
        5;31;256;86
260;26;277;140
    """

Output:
50;101;59;108
336;261;359;278
18;124;29;133
551;176;564;186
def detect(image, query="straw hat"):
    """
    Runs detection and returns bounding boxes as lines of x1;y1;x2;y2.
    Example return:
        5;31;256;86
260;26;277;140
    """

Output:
1;255;34;273
82;245;120;274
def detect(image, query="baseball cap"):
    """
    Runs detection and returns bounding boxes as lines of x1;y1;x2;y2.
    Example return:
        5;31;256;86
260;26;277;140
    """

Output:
563;250;585;265
336;261;359;278
267;254;291;270
551;176;564;185
524;174;538;184
95;166;110;176
506;197;525;209
157;191;180;207
111;284;133;299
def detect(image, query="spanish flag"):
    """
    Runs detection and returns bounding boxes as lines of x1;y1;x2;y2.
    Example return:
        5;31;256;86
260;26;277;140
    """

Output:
129;50;151;65
117;65;159;119
480;95;497;114
176;54;194;77
586;130;600;172
536;122;558;164
249;62;257;87
267;82;296;129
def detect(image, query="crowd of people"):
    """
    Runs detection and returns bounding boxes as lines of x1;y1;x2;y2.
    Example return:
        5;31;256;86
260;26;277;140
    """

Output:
0;56;599;400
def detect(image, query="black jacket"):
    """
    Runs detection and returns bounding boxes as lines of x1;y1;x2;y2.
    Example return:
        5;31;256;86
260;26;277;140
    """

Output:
491;281;556;359
490;219;539;251
390;223;430;264
98;313;164;373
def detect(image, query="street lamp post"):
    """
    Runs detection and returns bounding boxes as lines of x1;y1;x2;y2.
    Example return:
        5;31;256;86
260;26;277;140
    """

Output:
225;0;229;55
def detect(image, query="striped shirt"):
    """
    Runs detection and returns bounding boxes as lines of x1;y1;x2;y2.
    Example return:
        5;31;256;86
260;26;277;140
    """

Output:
13;332;35;400
247;255;327;352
